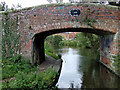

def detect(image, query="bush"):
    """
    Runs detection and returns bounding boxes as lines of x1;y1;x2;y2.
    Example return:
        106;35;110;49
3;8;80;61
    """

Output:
2;55;37;79
112;55;120;71
8;67;58;89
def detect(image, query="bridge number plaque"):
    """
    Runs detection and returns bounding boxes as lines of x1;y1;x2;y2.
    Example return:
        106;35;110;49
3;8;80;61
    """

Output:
71;9;81;17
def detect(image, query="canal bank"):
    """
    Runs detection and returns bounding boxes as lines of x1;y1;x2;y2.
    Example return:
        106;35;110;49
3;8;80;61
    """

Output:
99;61;120;78
42;54;63;88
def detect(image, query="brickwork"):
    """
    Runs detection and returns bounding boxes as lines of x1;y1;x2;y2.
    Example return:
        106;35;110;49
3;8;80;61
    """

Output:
2;4;119;68
100;33;119;68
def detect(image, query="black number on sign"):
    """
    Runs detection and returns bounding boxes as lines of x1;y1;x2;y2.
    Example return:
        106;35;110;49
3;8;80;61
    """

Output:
71;9;81;16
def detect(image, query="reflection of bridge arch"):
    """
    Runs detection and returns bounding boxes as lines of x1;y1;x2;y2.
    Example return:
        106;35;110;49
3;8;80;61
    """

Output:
3;4;119;71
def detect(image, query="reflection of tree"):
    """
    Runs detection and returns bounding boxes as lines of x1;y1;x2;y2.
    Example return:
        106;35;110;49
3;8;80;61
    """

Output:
79;53;120;88
80;62;105;88
78;48;99;59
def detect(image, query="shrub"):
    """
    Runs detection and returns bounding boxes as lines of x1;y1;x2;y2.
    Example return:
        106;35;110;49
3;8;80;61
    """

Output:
112;55;120;71
8;67;58;89
2;55;37;79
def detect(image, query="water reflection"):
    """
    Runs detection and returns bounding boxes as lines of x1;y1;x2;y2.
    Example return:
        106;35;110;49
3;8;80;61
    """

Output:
56;47;120;88
56;48;82;88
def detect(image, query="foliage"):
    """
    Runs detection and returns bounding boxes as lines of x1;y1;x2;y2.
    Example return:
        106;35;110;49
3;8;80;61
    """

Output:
45;35;54;45
2;55;37;79
112;55;120;71
47;0;63;3
53;35;62;46
46;51;60;60
44;41;54;53
45;35;62;60
2;82;7;88
2;11;20;59
0;2;7;11
59;32;100;51
45;35;63;46
109;2;120;6
47;0;53;3
4;67;58;89
59;40;77;47
2;55;59;89
75;32;100;50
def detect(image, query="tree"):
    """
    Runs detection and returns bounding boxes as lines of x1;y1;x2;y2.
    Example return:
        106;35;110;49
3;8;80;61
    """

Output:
75;32;100;49
0;2;8;11
47;0;53;3
47;0;63;3
45;35;62;46
53;35;62;46
56;0;63;3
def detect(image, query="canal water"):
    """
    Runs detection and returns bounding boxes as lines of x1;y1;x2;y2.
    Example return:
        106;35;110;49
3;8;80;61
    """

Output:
55;47;120;88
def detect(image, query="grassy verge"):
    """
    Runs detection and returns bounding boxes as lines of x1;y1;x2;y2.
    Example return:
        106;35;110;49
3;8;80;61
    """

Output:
2;55;59;89
2;55;37;79
46;51;61;60
2;67;58;89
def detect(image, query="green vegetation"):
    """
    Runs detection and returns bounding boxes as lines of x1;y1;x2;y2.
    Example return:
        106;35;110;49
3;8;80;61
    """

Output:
2;55;37;79
59;40;77;47
75;33;100;50
45;41;60;60
45;35;62;60
59;32;100;52
45;35;62;46
2;66;58;89
1;4;60;89
45;32;100;54
45;41;54;53
46;52;60;60
2;11;20;59
112;55;120;71
0;2;7;11
2;55;58;89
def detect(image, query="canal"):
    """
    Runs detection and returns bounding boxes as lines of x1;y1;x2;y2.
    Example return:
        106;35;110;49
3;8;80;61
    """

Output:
55;47;120;88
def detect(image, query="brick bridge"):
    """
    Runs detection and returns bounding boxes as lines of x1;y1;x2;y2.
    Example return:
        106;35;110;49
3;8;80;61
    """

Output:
3;3;120;72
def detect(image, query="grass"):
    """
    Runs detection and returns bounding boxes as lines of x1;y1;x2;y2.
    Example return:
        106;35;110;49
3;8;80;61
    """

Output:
46;51;60;60
2;55;38;79
2;67;58;89
2;55;59;89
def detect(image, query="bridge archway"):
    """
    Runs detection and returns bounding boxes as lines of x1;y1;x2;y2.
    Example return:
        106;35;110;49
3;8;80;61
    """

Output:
31;27;115;66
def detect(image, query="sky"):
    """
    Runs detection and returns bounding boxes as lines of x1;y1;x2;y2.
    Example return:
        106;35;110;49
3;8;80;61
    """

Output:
1;0;119;9
0;0;69;8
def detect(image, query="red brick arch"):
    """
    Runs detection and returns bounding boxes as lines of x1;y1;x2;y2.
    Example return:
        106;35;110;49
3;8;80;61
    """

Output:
9;4;119;67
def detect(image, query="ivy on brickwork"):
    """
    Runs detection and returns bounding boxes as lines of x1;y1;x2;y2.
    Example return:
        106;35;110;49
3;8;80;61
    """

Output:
112;55;120;71
2;11;20;59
